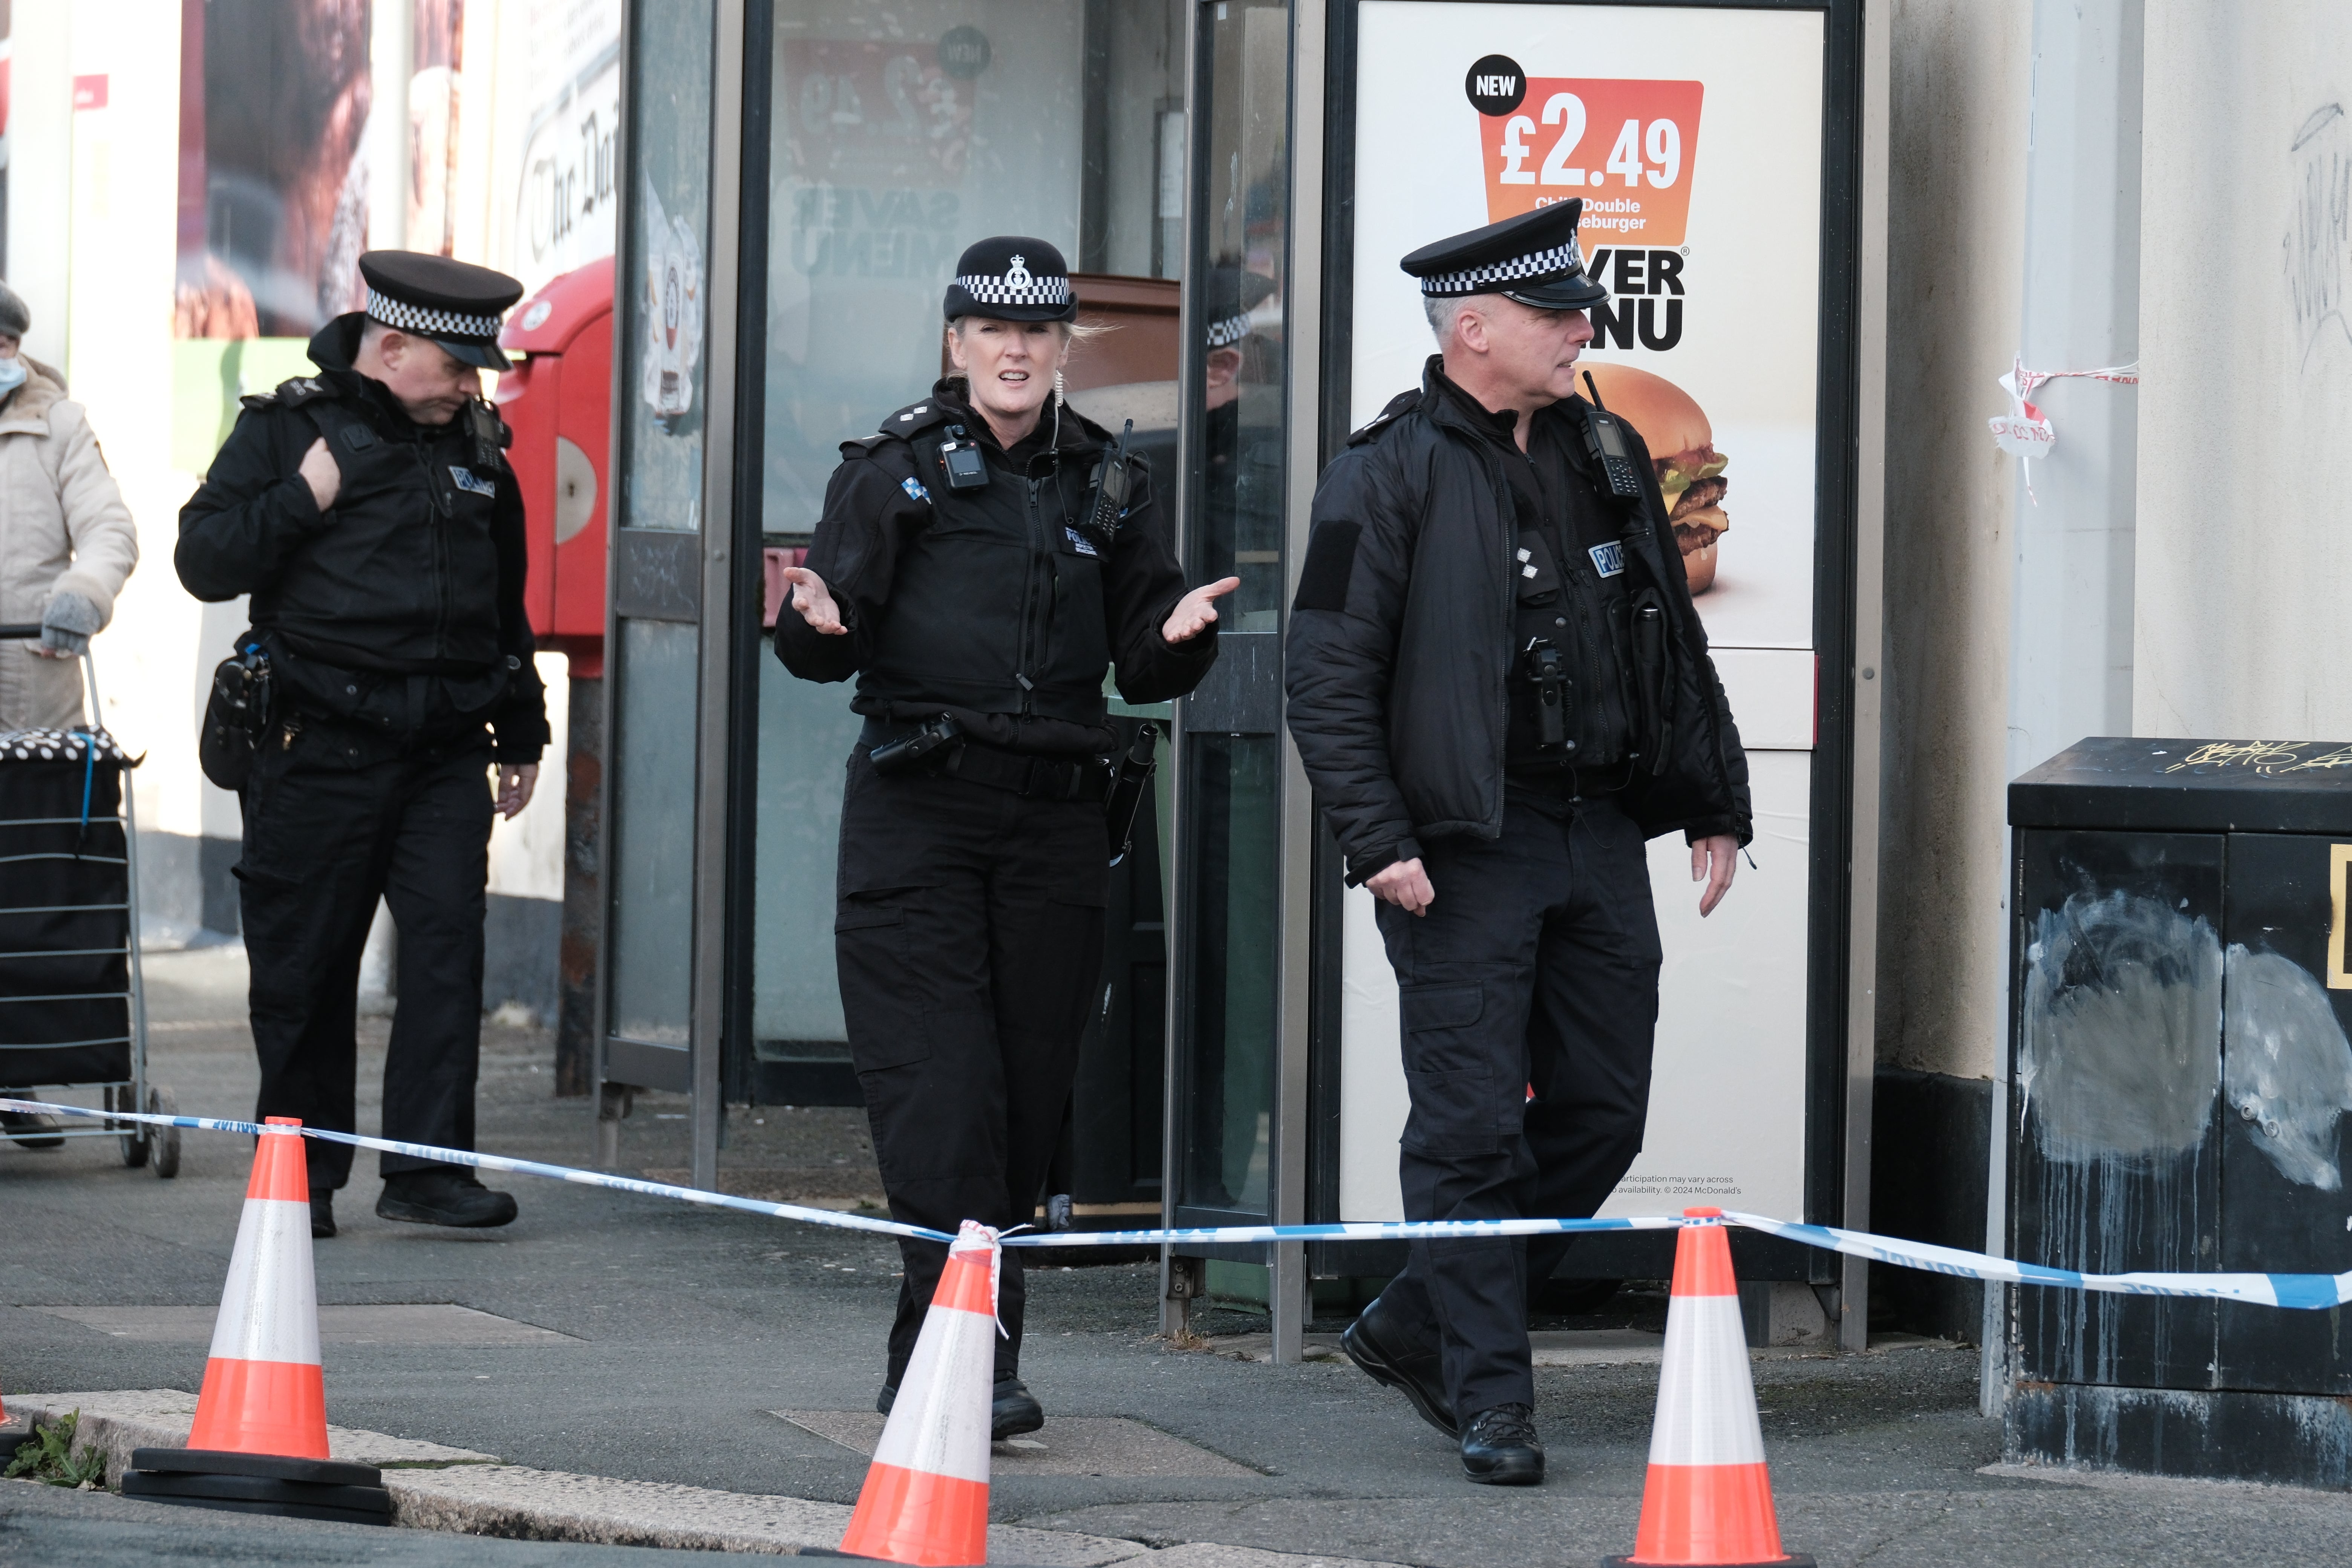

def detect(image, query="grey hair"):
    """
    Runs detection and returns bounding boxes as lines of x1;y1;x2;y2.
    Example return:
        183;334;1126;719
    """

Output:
1423;293;1477;346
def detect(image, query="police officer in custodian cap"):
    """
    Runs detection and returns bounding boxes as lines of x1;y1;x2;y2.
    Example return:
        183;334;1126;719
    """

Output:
177;252;548;1240
1285;200;1752;1484
775;237;1237;1438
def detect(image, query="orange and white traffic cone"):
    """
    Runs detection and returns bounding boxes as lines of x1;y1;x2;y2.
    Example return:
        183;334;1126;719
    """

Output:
119;1118;391;1525
186;1116;329;1459
1606;1208;1812;1568
836;1219;1001;1566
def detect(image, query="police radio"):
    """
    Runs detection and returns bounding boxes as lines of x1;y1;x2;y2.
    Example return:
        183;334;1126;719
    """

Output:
939;425;989;491
1088;419;1135;539
1578;373;1646;503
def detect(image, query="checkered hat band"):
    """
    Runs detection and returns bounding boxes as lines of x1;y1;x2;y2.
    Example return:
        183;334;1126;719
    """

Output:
366;288;502;339
955;273;1071;307
1418;239;1586;296
1205;312;1254;348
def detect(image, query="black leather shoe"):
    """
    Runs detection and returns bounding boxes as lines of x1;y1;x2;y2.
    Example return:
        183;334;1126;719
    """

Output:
876;1376;1046;1441
1341;1294;1458;1438
310;1191;336;1239
989;1376;1044;1440
1460;1403;1544;1485
376;1169;518;1228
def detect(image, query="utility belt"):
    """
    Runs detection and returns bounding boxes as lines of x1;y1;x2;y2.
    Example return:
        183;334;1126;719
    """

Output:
860;716;1112;803
1505;757;1638;799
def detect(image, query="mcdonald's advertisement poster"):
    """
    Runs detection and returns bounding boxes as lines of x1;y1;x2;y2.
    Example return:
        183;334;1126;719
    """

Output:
1350;2;1827;650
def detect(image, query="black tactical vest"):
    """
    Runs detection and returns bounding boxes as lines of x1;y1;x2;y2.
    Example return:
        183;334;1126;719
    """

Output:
1505;481;1634;776
856;403;1114;726
244;376;508;677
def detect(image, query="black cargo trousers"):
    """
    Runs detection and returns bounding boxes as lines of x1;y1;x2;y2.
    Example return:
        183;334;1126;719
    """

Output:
237;715;496;1192
833;746;1108;1389
1372;792;1663;1426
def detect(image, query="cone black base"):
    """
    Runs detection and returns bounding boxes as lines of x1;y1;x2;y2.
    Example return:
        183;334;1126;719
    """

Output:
1603;1556;1815;1567
120;1447;391;1527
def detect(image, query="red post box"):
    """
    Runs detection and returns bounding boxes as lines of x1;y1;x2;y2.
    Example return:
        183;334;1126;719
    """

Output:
495;257;613;677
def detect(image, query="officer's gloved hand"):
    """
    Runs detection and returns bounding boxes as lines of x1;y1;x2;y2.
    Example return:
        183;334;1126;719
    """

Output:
37;590;100;659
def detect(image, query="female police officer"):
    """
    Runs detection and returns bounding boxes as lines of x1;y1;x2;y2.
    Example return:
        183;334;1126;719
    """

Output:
775;237;1235;1437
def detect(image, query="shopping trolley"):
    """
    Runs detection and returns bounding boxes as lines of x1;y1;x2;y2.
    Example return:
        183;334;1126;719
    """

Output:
0;625;176;1174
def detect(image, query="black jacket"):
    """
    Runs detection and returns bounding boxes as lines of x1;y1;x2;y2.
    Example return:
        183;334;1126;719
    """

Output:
176;316;548;763
1286;358;1750;883
775;379;1217;755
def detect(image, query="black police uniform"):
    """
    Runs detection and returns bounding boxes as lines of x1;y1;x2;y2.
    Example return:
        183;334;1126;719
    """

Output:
1284;200;1752;1482
774;238;1219;1414
175;254;546;1226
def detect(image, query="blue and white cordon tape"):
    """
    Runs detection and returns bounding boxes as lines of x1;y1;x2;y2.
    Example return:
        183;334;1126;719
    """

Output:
8;1096;2348;1309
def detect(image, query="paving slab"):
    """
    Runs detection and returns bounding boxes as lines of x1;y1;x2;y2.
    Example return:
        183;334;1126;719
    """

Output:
389;1461;1149;1561
6;1389;498;1480
34;1303;581;1346
778;1410;1260;1479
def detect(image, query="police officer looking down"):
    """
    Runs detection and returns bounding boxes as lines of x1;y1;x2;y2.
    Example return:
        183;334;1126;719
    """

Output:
775;237;1236;1439
1285;199;1751;1485
176;253;547;1241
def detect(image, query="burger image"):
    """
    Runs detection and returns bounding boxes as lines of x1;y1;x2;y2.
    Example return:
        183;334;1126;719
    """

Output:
1576;361;1730;593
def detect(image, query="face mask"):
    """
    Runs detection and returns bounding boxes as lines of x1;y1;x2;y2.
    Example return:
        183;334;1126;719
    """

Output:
0;357;27;395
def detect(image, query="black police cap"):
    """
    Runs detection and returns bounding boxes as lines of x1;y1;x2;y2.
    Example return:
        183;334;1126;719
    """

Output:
943;236;1078;323
358;251;525;371
1398;199;1608;311
1203;264;1278;349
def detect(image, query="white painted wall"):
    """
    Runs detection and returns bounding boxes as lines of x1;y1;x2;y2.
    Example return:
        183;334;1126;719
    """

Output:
1874;0;2034;1084
2135;2;2352;739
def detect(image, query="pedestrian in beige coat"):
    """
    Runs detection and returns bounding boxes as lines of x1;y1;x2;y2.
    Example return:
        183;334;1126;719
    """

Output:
0;279;137;731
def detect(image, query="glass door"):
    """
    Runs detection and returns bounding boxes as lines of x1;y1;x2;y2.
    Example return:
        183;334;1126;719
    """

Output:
1171;0;1290;1229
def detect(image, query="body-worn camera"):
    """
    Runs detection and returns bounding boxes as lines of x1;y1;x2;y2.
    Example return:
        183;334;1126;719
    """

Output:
1521;637;1574;753
939;425;989;491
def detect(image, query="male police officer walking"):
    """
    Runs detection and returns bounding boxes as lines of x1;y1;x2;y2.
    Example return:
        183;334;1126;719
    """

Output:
177;253;546;1240
775;237;1234;1438
1285;200;1751;1485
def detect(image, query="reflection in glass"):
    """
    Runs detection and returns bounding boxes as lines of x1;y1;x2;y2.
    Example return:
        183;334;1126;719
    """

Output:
609;619;700;1043
1178;0;1288;1219
753;617;866;1060
620;0;714;532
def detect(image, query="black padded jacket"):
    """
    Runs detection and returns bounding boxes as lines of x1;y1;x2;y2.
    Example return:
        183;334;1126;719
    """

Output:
1285;359;1750;884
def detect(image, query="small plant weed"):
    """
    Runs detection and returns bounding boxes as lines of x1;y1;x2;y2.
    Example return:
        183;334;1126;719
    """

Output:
3;1410;108;1488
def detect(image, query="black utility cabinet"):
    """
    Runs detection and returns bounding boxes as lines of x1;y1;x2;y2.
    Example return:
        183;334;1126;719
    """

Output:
2007;738;2352;1486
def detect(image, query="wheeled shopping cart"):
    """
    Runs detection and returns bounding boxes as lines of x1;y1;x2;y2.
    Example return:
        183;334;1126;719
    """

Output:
0;626;176;1174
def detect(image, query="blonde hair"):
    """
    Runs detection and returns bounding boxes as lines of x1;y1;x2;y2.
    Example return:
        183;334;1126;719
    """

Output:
943;316;1113;354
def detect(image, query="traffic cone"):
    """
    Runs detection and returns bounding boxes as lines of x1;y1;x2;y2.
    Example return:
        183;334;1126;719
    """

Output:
119;1118;392;1525
1605;1208;1812;1568
836;1220;1000;1566
187;1117;329;1458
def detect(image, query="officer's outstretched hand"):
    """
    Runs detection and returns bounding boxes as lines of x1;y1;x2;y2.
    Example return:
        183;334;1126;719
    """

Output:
783;566;847;635
1367;857;1436;917
1692;834;1740;917
1163;577;1241;644
497;764;539;820
299;438;343;512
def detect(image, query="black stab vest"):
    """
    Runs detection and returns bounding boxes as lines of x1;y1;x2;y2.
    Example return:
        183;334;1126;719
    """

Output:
247;380;508;678
858;409;1114;726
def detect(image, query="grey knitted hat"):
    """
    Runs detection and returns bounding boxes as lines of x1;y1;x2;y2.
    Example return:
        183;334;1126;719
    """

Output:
0;280;28;338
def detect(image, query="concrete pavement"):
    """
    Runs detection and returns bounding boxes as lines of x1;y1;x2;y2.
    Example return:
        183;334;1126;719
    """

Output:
6;946;2352;1564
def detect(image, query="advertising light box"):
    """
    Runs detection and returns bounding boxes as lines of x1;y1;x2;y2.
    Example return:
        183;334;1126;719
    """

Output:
1333;0;1859;1236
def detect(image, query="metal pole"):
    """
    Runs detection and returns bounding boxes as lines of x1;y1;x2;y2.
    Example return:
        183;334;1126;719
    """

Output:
83;649;150;1121
1839;0;1895;1357
1268;0;1328;1366
689;0;749;1195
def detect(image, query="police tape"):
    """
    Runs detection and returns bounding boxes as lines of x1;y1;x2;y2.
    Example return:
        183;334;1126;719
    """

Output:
11;1096;2352;1309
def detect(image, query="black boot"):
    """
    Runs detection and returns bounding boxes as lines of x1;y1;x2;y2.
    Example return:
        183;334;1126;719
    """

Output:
1460;1403;1544;1485
876;1375;1046;1441
1341;1292;1458;1438
376;1168;518;1228
310;1190;336;1239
